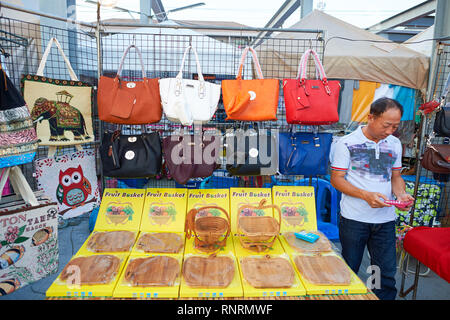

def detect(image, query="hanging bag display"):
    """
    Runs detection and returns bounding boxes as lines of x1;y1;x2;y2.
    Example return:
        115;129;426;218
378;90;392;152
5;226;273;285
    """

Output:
433;101;450;137
99;126;162;178
162;130;220;185
159;45;221;125
21;37;94;146
0;64;38;168
421;143;450;174
97;44;162;124
279;128;333;176
283;49;340;125
222;47;279;121
224;126;278;176
34;149;100;219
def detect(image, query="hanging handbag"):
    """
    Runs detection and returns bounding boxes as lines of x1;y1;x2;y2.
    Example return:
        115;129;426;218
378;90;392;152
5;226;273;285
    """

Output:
34;149;100;219
279;129;333;176
159;45;221;125
224;127;278;176
283;49;340;125
97;44;162;124
162;131;220;185
21;37;94;147
99;127;162;178
222;47;279;121
433;102;450;137
0;64;38;168
421;144;450;174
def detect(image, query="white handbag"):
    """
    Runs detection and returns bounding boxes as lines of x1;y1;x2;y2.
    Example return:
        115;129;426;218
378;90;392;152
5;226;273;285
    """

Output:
159;45;221;125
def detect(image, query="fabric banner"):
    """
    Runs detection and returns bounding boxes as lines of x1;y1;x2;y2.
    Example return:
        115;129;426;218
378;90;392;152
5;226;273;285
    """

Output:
0;191;58;296
35;150;100;219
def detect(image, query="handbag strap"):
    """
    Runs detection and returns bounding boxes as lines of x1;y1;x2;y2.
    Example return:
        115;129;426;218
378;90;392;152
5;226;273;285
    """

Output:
236;46;264;80
297;49;327;81
116;44;146;79
36;37;78;81
176;45;204;82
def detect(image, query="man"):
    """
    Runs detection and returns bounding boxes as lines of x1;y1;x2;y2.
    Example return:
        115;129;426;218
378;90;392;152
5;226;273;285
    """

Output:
330;98;414;300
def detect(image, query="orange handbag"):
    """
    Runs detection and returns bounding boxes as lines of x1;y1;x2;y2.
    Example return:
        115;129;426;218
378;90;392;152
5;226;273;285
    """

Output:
97;44;162;124
222;47;279;121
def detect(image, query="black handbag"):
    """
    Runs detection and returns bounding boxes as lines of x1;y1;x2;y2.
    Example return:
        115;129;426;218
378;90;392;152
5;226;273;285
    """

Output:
100;129;162;178
224;127;278;176
433;103;450;137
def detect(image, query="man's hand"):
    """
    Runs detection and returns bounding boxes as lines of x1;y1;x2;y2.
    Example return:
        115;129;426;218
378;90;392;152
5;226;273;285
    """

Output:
361;191;391;208
395;193;415;211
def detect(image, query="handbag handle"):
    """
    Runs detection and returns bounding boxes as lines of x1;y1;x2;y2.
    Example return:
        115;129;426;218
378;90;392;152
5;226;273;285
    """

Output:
236;46;264;80
36;37;78;81
116;44;146;80
176;45;204;82
297;49;327;81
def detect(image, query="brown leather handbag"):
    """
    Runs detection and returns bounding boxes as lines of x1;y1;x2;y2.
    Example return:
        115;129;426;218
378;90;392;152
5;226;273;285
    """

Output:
222;47;279;121
185;205;231;253
97;44;162;124
162;131;220;185
421;144;450;174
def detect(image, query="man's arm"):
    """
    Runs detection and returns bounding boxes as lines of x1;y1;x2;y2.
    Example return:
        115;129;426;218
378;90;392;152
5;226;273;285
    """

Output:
330;169;391;208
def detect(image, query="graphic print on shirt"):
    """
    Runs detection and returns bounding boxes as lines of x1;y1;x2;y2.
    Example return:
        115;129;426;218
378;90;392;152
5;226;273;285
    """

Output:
346;142;397;182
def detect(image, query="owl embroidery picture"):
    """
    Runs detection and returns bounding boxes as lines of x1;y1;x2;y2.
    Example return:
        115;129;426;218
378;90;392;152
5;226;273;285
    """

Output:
56;165;92;208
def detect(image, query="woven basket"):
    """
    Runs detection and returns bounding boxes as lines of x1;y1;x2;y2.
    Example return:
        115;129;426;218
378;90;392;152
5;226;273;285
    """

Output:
185;205;231;253
106;213;128;225
237;199;281;252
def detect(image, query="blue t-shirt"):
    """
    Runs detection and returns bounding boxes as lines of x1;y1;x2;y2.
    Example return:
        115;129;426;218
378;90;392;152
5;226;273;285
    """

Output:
330;126;403;223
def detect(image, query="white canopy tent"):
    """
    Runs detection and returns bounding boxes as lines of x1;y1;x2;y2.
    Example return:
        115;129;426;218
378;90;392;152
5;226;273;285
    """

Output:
403;25;434;57
256;10;430;94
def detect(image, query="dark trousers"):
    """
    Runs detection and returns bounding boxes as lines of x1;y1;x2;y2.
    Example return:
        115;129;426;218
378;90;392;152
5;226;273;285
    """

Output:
339;216;397;300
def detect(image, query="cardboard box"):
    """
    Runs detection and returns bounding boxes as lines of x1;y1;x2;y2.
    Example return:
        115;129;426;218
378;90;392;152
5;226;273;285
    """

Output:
113;253;183;298
232;236;306;297
273;186;367;295
94;188;145;231
46;253;128;298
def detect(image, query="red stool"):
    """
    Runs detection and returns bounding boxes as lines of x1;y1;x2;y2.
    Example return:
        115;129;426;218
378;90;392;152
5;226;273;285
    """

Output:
399;226;450;299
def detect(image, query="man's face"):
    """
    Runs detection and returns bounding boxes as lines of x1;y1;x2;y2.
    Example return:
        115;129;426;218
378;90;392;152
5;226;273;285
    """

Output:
366;108;402;141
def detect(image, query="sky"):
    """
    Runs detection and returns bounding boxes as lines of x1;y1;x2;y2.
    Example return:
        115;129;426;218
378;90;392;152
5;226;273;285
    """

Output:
75;0;426;29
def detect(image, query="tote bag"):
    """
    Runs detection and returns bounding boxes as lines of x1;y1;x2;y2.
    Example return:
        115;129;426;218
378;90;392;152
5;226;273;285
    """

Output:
222;47;279;121
21;37;94;147
97;44;162;125
283;49;340;125
34;149;100;219
0;64;38;168
159;45;221;125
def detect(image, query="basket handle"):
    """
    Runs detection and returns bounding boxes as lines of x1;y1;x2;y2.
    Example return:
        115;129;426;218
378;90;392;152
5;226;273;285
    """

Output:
237;199;282;234
185;205;231;247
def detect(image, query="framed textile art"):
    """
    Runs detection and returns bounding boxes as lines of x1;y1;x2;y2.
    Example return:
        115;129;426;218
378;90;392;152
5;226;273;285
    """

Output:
34;150;100;219
21;38;94;147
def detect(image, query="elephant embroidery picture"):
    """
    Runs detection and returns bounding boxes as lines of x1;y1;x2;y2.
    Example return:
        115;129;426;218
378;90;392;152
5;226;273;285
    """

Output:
31;91;90;142
21;75;94;146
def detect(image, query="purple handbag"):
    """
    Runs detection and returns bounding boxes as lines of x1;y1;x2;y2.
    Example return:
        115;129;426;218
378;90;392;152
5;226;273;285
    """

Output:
162;131;220;185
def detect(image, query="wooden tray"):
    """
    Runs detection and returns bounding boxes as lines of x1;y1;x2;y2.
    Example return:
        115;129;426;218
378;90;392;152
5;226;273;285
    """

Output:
135;232;183;253
294;255;351;286
59;255;121;285
240;256;295;288
87;231;136;253
283;231;332;253
124;256;179;287
182;255;235;288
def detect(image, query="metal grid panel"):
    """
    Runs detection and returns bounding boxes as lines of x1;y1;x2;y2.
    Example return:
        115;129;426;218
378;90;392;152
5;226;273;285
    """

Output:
99;29;325;189
412;42;450;227
0;17;99;190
